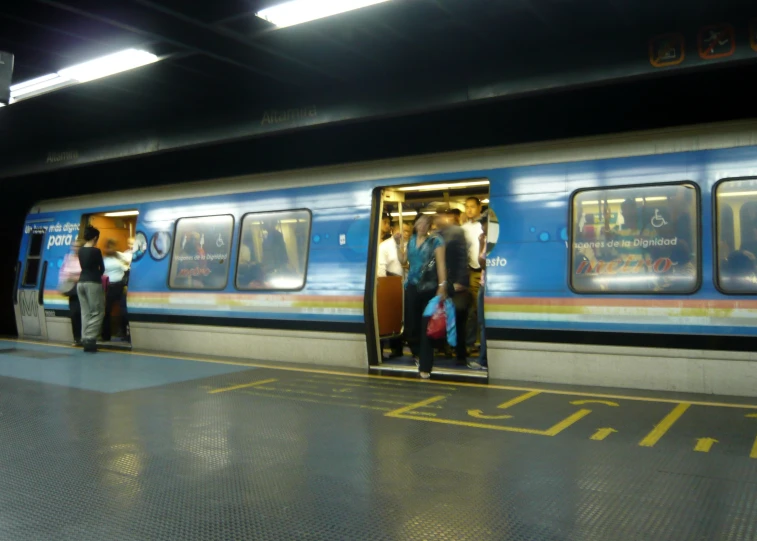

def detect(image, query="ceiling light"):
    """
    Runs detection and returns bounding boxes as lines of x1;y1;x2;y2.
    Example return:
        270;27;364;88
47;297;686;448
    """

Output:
398;180;490;192
103;210;139;217
6;48;158;105
389;212;418;217
257;0;391;28
10;73;70;99
481;199;489;204
58;49;158;83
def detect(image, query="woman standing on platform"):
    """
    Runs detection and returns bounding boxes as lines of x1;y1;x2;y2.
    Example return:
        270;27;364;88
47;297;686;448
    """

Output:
77;226;105;353
59;239;84;346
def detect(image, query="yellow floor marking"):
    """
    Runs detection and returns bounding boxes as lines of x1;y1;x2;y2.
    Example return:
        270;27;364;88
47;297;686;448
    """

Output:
8;338;757;410
239;389;392;411
497;390;541;409
467;410;512;420
542;409;593;436
694;438;718;453
639;403;691;447
388;414;549;435
208;378;277;394
570;400;619;407
590;428;617;441
750;437;757;459
384;396;448;417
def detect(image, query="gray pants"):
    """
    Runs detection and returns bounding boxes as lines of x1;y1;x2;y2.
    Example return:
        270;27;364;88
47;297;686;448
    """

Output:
77;282;105;342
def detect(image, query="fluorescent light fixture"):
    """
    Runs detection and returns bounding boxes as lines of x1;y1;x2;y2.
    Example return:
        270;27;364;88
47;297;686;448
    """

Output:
58;49;158;83
10;73;70;99
398;180;490;192
389;212;418;217
7;48;158;105
636;196;667;202
720;191;757;197
103;210;139;217
257;0;390;28
481;199;490;204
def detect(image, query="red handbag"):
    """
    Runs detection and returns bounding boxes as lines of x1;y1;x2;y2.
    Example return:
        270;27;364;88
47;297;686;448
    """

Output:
426;301;447;340
101;275;110;292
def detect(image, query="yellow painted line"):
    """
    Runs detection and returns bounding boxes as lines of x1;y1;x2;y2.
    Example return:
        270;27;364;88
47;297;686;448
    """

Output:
384;395;447;417
7;338;757;410
240;389;392;411
639;403;691;447
391;414;548;434
209;378;277;394
590;427;617;441
543;409;593;436
570;400;619;407
497;390;541;409
750;437;757;459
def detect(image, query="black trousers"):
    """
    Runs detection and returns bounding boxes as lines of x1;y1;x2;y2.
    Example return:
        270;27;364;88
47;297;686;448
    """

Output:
102;281;125;340
419;290;469;374
404;284;435;358
68;294;81;343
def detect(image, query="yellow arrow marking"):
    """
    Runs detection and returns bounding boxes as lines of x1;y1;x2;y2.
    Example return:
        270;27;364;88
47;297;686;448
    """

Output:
570;400;619;407
467;410;513;420
694;437;718;453
639;403;691;447
590;427;617;441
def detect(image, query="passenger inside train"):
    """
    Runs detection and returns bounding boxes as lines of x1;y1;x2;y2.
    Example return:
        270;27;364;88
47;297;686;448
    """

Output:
375;180;491;375
82;211;138;345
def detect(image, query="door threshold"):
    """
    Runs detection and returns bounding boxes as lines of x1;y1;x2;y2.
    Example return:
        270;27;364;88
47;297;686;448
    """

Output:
369;364;488;384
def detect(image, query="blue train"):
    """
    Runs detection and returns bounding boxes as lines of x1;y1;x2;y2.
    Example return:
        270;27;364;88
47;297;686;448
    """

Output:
14;120;757;396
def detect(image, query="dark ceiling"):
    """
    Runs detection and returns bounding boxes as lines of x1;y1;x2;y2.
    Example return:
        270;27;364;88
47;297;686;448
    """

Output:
2;0;756;142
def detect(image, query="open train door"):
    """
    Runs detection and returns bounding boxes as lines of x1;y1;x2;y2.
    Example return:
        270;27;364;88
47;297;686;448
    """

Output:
14;227;49;340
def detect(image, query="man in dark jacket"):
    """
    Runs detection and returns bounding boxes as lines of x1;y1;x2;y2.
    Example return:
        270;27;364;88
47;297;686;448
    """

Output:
435;208;479;368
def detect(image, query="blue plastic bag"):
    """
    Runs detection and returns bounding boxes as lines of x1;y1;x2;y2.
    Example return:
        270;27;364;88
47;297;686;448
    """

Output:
423;295;457;347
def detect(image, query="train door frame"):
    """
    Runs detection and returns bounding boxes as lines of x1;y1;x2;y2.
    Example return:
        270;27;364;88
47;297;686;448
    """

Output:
364;179;491;381
15;223;52;339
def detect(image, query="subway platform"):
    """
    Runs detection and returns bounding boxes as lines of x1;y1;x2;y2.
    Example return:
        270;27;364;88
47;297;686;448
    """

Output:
1;339;757;541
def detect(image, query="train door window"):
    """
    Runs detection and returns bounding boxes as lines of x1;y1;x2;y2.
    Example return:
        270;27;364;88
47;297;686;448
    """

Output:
235;210;311;290
715;178;757;293
22;231;45;286
84;210;140;252
169;215;234;290
570;183;699;294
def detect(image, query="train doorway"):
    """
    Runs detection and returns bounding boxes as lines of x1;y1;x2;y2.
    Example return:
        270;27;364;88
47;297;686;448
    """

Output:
366;179;491;382
82;209;139;348
15;225;50;339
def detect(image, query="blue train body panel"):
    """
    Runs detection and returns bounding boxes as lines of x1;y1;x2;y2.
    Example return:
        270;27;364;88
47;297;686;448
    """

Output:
19;142;757;337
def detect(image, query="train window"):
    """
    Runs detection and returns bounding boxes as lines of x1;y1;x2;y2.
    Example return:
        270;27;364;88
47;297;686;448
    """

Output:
715;178;757;293
571;183;699;294
168;215;234;290
21;231;45;287
235;210;311;291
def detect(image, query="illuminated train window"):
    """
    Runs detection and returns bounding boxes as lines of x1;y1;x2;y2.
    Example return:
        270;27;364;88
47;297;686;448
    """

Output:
715;178;757;294
570;183;699;294
168;215;234;290
235;209;311;291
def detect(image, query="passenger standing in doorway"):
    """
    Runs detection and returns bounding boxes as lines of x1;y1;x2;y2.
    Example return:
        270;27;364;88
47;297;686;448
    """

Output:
102;239;129;342
462;197;484;352
60;239;84;346
115;237;134;341
419;209;479;378
380;214;392;241
399;215;446;370
77;226;105;353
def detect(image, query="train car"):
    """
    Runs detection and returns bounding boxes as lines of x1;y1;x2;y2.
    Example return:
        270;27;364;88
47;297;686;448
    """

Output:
14;119;757;396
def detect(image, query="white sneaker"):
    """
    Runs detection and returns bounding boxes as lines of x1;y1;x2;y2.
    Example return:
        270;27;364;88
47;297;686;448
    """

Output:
420;371;430;379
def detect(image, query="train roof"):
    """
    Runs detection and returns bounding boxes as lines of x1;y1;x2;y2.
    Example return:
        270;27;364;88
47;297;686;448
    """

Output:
30;119;757;214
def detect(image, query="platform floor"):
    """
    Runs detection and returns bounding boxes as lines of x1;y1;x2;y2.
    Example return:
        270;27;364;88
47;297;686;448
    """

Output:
1;339;757;540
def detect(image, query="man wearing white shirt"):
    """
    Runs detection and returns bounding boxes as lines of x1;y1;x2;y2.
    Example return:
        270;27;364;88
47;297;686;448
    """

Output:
462;197;484;349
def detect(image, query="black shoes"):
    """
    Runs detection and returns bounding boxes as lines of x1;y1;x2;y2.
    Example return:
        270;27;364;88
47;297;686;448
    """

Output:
82;339;97;353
